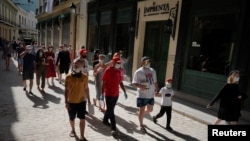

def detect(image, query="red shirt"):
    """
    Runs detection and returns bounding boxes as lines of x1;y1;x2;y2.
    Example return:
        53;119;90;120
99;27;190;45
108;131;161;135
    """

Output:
102;66;122;97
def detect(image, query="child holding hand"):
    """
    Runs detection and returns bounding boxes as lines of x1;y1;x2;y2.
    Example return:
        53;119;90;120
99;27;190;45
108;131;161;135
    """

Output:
153;78;174;131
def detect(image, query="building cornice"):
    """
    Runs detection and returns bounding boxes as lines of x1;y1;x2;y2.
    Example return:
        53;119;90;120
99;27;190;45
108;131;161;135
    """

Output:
36;0;80;22
5;0;19;11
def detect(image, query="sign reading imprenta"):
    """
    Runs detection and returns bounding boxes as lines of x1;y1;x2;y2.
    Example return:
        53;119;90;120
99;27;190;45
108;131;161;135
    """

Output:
144;2;170;16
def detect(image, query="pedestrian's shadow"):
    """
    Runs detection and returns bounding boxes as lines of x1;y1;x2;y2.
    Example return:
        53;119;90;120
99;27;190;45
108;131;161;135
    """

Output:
42;92;61;104
85;114;111;136
116;103;138;114
144;126;175;141
111;129;138;141
86;113;139;140
48;85;64;94
157;124;200;141
25;91;49;109
116;103;152;121
115;114;144;135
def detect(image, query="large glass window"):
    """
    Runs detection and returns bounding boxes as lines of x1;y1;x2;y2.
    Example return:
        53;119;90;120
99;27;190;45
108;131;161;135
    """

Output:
87;25;96;52
115;23;129;56
87;14;97;52
99;11;111;54
187;14;237;75
99;25;110;54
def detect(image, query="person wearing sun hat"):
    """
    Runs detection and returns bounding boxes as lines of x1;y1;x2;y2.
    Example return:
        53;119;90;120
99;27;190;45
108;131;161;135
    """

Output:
101;56;127;136
132;56;159;133
152;78;174;131
65;57;88;141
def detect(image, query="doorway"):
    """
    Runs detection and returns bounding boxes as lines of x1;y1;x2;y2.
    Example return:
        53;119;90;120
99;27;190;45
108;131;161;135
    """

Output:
143;21;170;87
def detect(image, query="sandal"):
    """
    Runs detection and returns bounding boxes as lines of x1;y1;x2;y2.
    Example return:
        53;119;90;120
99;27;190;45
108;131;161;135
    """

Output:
99;108;105;112
79;137;88;141
140;127;147;133
69;130;76;137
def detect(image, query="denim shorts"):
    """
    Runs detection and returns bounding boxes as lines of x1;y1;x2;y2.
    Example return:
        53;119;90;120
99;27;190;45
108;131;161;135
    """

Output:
136;98;154;107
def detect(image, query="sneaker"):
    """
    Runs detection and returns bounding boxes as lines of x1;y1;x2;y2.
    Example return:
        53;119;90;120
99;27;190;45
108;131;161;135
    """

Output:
69;130;76;137
166;126;173;131
79;137;87;141
23;87;26;91
111;130;118;136
140;127;147;133
29;91;34;95
103;121;111;126
152;116;157;124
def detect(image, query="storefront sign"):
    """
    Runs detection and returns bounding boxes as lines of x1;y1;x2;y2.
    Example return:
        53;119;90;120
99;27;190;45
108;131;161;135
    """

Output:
144;2;170;16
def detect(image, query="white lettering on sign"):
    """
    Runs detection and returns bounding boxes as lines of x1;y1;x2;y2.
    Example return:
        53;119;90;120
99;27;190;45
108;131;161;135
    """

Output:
144;2;170;16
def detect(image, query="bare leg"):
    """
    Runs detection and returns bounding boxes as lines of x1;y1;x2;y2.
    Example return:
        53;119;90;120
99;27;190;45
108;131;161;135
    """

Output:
46;78;49;85
29;79;33;92
70;120;75;131
51;77;54;85
23;80;27;90
79;119;85;140
138;106;146;127
214;118;222;125
59;73;62;83
229;121;238;125
144;104;153;114
69;119;76;137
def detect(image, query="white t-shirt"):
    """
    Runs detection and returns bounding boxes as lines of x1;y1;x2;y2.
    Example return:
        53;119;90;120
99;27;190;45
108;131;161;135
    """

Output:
159;87;174;106
132;67;157;98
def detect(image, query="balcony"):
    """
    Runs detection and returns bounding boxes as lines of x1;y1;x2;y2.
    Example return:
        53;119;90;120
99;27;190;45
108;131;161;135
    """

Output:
53;0;68;7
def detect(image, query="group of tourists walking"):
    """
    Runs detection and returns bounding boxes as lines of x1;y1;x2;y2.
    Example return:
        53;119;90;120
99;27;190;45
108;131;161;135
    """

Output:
1;38;246;141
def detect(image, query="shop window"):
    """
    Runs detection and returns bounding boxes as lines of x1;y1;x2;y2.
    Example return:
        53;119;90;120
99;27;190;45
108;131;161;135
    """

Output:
115;23;129;57
87;25;96;52
99;25;110;54
187;14;237;75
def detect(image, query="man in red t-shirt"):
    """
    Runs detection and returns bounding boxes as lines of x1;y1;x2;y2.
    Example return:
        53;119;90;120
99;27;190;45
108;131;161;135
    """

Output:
102;57;127;136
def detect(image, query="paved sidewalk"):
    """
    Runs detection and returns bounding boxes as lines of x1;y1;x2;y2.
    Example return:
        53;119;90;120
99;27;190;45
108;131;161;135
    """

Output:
0;56;248;141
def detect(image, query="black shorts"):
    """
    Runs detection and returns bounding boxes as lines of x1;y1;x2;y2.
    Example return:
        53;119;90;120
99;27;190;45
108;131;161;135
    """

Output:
68;101;86;120
23;69;34;80
59;65;69;74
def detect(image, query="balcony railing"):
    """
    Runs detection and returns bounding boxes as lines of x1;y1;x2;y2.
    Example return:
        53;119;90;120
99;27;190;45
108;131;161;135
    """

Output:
53;0;68;7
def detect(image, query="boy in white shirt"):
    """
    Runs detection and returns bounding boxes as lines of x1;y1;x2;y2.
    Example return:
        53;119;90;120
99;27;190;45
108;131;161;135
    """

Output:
153;78;174;131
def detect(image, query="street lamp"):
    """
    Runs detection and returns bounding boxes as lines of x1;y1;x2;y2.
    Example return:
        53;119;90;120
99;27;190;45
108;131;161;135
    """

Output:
70;2;76;14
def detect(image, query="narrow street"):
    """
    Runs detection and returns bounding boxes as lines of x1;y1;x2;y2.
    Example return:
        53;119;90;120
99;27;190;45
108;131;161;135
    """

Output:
0;57;208;141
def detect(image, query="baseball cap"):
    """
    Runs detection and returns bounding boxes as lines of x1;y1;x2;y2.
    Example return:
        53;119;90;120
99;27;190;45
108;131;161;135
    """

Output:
99;54;106;58
79;49;88;54
112;57;121;63
141;56;150;62
26;45;32;50
166;78;173;82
